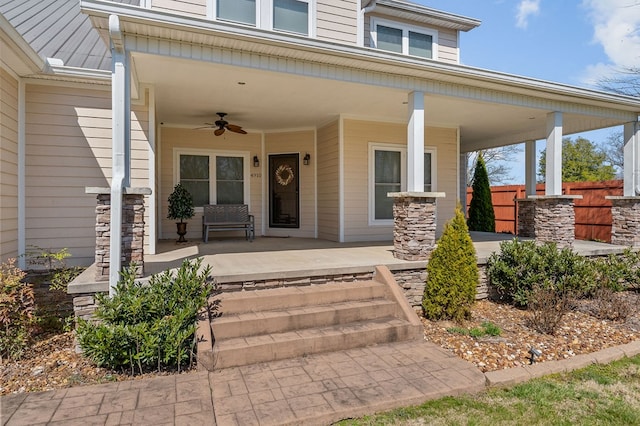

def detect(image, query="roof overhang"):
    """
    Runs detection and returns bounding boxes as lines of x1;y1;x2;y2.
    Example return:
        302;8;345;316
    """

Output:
80;0;640;150
365;0;481;32
0;13;44;76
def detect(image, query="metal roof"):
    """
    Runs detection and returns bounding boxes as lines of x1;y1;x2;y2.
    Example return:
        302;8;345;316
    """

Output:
0;0;113;70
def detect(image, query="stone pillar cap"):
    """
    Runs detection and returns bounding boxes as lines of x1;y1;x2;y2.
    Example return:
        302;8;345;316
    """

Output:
606;196;640;200
387;191;446;198
86;187;152;195
524;195;583;200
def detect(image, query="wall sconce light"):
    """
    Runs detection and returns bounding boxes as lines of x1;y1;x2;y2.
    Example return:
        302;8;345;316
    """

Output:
303;153;311;165
528;347;542;364
253;155;260;168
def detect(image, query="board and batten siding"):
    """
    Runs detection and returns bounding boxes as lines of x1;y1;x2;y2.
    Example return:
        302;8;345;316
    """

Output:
0;69;19;261
264;130;316;238
316;0;358;45
364;14;459;64
24;84;150;266
342;119;457;241
150;0;206;17
316;121;340;241
159;127;262;241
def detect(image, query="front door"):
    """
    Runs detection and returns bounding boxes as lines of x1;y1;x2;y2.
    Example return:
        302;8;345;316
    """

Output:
269;154;299;228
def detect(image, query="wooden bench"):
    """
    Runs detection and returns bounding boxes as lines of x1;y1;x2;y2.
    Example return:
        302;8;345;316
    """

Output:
202;204;255;243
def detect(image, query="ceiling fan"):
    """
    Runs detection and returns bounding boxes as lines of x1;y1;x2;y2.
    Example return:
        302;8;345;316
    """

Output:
196;112;247;136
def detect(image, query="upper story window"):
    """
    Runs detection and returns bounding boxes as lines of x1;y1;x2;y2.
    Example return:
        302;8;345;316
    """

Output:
214;0;313;36
370;17;438;60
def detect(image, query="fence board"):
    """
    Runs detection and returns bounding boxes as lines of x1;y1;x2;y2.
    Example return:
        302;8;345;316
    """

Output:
466;180;623;242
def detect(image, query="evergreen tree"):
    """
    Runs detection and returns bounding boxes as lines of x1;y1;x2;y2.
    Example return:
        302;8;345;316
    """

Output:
423;206;478;321
538;137;615;183
467;154;495;232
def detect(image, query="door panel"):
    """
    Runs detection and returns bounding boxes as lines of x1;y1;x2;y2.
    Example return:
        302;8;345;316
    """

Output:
269;154;300;228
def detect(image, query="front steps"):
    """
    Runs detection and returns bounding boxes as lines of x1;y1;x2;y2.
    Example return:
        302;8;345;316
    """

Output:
197;265;423;370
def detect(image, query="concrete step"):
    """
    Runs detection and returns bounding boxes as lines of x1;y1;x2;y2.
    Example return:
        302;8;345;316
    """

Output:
213;280;387;315
212;317;421;369
212;298;397;339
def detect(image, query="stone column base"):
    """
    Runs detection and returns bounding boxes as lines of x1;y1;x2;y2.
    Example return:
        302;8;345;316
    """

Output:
516;195;581;248
388;192;445;261
606;196;640;247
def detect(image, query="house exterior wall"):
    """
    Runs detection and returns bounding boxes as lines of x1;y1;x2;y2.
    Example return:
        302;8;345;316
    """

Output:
316;120;340;241
364;14;459;64
151;0;207;17
159;127;262;240
317;0;358;45
264;130;316;238
0;69;19;262
24;84;150;266
342;119;457;241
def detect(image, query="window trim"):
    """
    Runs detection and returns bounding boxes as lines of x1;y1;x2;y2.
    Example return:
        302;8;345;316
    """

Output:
173;148;251;212
368;143;437;226
369;17;439;60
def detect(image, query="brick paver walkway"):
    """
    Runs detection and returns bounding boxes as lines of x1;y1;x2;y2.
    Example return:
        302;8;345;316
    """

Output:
1;341;485;426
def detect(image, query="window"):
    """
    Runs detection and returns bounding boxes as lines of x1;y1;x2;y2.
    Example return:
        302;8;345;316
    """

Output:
370;18;437;59
369;144;436;224
213;0;313;36
217;0;256;25
176;150;249;208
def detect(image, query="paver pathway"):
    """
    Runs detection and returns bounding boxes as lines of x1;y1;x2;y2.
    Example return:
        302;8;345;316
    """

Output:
1;340;485;426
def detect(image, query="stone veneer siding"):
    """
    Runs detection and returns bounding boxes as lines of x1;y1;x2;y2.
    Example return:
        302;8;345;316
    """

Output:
608;197;640;247
390;193;442;261
94;193;146;281
516;197;580;247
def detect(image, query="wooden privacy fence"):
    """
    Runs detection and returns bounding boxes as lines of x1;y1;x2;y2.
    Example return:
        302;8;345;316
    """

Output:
466;180;624;242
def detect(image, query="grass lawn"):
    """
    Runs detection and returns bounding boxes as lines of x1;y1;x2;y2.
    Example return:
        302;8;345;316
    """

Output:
338;355;640;425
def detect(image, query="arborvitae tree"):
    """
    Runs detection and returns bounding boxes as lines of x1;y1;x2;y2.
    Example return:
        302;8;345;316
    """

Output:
423;205;478;321
467;153;495;232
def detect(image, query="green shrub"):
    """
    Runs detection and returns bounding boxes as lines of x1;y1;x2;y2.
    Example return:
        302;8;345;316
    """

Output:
589;249;640;294
487;239;593;307
77;258;215;374
447;321;501;338
423;206;478;321
0;259;34;361
467;153;495;232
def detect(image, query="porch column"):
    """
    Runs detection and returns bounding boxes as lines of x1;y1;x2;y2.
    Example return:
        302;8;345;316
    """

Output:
109;15;131;295
524;140;537;196
389;192;445;261
545;111;563;196
407;91;424;192
607;122;640;247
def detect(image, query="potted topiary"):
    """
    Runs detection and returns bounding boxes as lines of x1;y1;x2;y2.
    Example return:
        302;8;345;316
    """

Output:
167;183;195;242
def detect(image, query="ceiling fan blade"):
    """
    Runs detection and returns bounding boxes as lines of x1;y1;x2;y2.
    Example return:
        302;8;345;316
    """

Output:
214;127;225;136
226;124;247;134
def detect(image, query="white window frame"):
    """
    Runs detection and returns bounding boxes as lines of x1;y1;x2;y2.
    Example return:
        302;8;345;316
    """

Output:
368;143;437;226
369;17;438;60
208;0;316;37
173;148;251;212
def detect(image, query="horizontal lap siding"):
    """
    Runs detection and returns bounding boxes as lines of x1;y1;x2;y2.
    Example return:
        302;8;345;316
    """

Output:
0;69;19;261
151;0;206;17
317;121;339;241
342;119;457;241
317;0;358;45
265;130;316;238
160;127;262;241
25;85;150;266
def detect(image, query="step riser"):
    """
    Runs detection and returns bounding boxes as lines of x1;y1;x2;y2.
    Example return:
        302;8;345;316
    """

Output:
212;301;398;339
212;323;422;369
217;284;386;315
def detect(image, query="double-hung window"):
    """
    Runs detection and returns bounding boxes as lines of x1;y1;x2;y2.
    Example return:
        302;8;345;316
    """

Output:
176;150;250;208
370;18;437;59
214;0;313;36
369;144;436;224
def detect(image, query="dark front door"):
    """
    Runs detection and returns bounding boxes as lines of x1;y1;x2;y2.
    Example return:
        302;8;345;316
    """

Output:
269;154;299;228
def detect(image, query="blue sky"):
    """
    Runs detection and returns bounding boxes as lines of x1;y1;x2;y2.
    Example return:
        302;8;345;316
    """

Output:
414;0;640;183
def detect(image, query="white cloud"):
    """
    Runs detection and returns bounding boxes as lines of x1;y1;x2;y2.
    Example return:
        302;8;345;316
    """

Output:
581;0;640;70
516;0;541;29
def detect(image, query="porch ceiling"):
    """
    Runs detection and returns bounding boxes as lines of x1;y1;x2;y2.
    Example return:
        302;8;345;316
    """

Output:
136;53;632;152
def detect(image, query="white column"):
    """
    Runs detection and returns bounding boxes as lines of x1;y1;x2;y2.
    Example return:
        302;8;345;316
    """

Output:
525;140;537;196
545;112;563;196
623;121;640;196
109;15;131;295
407;91;425;192
459;153;467;211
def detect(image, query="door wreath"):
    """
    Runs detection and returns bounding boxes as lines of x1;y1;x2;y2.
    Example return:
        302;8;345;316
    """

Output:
275;164;294;186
